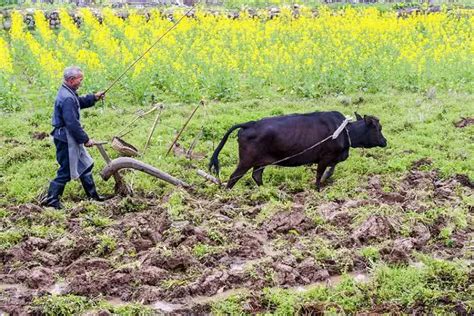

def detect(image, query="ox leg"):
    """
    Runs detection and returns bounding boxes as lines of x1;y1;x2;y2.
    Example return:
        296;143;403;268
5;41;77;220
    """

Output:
252;167;265;186
321;165;336;183
315;163;329;192
226;163;251;189
320;151;348;185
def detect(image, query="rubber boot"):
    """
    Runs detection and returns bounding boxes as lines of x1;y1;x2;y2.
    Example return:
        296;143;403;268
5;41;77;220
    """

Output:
41;181;65;209
80;172;105;201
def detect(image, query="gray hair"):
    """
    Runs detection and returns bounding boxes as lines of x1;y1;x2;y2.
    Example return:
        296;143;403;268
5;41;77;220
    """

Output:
63;66;83;81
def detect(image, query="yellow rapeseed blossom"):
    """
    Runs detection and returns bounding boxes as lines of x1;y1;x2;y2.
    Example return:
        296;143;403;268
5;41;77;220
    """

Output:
24;32;64;80
10;11;25;40
59;9;81;40
34;10;53;43
76;49;102;70
0;36;13;73
2;7;473;98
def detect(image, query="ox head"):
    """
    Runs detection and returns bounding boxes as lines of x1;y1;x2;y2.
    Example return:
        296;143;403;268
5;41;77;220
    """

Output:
352;112;387;148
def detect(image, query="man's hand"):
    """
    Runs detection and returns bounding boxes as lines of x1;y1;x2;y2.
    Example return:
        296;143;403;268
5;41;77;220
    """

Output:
84;139;96;147
95;91;105;101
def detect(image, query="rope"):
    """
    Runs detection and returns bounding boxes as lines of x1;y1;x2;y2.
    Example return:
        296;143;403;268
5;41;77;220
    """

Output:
115;105;159;138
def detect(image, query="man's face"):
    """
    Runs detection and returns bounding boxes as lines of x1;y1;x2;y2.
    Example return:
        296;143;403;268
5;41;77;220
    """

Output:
66;73;84;90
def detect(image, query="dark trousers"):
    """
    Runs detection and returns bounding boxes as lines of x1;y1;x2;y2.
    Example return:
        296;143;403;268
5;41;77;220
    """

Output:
43;139;99;208
50;138;98;199
52;138;93;185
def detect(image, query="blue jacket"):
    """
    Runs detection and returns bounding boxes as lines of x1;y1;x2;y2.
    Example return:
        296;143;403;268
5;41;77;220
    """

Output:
51;84;97;143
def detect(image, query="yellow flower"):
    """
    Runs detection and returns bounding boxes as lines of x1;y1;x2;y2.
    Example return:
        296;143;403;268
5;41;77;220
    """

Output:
3;7;473;97
0;36;13;73
10;11;25;40
34;10;53;43
76;49;103;70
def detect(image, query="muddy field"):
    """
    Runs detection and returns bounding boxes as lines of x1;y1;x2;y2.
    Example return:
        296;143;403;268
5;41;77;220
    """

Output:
1;159;472;314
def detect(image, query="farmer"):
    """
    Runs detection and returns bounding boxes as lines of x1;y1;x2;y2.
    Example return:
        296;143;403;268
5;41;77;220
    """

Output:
42;66;105;209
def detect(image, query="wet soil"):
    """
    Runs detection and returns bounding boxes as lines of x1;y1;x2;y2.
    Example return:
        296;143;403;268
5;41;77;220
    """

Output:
0;167;472;314
454;117;474;128
31;131;49;140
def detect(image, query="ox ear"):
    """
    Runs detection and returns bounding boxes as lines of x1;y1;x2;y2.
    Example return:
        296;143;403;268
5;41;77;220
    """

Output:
354;112;363;121
364;116;376;126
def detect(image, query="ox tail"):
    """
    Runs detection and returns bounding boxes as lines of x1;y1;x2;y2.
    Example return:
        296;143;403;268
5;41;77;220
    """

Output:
209;122;254;175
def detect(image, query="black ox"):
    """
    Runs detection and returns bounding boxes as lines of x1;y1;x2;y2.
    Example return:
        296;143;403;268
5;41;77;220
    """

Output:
209;111;387;190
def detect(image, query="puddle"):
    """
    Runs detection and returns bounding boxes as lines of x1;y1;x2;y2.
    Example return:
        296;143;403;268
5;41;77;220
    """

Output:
105;297;130;307
410;261;425;268
100;297;185;313
188;288;247;306
0;281;67;295
152;300;185;312
86;296;183;313
230;262;246;273
48;282;67;295
146;272;369;312
229;257;269;273
262;243;282;257
170;221;190;229
292;271;369;293
0;283;28;292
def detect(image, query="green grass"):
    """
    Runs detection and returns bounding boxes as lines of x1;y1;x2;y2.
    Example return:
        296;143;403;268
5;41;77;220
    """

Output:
359;246;381;264
31;294;154;316
32;295;92;316
94;233;117;256
211;293;249;315
0;228;23;249
192;242;227;259
211;257;473;314
1;91;472;206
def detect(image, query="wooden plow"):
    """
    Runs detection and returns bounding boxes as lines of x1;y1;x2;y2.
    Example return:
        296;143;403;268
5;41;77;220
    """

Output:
93;141;220;196
93;100;219;196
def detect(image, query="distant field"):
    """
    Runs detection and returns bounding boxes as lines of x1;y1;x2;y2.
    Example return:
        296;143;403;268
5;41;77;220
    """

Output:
1;6;473;112
1;0;474;8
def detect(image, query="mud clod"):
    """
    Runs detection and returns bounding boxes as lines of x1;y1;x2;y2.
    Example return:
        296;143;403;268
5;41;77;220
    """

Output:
133;285;162;304
65;258;112;276
381;238;416;264
137;266;168;286
60;237;97;265
318;202;353;226
264;210;314;235
0;288;34;315
228;230;266;258
453;174;473;189
33;250;59;266
411;158;433;170
23;237;49;250
411;224;431;248
1;168;471;314
297;258;329;284
143;247;199;272
25;267;54;289
352;216;394;244
31;131;49;140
